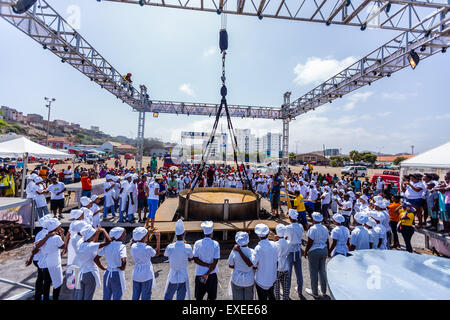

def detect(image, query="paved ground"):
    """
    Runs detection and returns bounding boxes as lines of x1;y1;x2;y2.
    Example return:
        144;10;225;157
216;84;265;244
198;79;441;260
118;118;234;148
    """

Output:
0;219;428;300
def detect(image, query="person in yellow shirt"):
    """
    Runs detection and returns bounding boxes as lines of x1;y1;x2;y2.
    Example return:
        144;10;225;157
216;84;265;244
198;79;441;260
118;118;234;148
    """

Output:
399;202;416;253
0;169;10;197
293;190;308;230
5;169;15;197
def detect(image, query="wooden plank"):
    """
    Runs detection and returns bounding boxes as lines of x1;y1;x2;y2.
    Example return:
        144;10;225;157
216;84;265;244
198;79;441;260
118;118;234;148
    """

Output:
155;197;178;222
154;218;289;234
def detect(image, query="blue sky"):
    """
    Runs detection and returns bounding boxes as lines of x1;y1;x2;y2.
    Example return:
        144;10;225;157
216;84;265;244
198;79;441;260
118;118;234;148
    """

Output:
1;0;449;155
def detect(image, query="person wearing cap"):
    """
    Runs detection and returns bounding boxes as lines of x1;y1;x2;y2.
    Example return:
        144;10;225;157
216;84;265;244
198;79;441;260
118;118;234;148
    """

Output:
398;203;416;253
320;186;331;223
65;219;88;298
90;195;102;228
80;196;94;226
193;221;220;300
64;209;86;265
227;231;255;300
75;226;111;300
25;214;53;300
25;173;37;199
47;175;66;219
103;175;116;220
32;177;50;219
292;190;308;230
274;225;290;300
370;211;388;249
64;165;73;185
94;227;127;300
164;219;193;300
131;226;160;300
126;174;139;223
425;179;439;231
349;213;370;251
80;171;92;198
146;174;165;230
252;223;278;300
304;212;329;299
375;177;385;195
269;172;282;220
33;218;66;300
118;173;132;223
284;209;305;299
336;193;352;227
329;214;350;257
364;217;379;249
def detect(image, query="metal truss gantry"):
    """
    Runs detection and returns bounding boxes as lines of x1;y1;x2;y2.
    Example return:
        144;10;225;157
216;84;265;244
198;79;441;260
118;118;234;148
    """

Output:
104;0;450;33
1;0;449;165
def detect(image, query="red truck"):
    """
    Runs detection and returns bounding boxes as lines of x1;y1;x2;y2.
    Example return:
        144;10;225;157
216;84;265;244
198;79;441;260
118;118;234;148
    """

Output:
370;170;400;187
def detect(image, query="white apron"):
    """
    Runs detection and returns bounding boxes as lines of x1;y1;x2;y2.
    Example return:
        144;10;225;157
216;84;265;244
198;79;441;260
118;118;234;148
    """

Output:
48;265;63;289
133;263;157;291
78;266;101;289
163;268;190;300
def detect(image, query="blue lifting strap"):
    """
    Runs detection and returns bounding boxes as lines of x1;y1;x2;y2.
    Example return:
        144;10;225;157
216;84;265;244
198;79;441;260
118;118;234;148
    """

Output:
219;29;228;52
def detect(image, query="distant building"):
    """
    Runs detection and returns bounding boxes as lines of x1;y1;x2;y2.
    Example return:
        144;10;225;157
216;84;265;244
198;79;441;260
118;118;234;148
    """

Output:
295;152;331;165
376;154;415;164
1;106;25;123
90;126;100;132
40;137;74;150
115;144;136;154
53;119;70;127
101;141;122;152
324;148;340;156
26;113;44;123
262;132;282;158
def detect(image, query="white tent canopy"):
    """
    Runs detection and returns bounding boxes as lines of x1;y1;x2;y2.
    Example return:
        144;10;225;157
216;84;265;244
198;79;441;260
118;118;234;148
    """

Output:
0;136;73;159
401;141;450;169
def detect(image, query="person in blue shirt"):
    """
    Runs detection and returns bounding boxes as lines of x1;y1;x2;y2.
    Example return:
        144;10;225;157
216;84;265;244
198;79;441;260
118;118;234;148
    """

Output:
269;172;281;220
353;178;361;193
158;178;167;206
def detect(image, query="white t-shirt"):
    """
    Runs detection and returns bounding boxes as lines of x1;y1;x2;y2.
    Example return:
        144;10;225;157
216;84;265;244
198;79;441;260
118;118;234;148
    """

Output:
276;239;290;272
64;169;73;180
98;241;127;270
77;242;100;274
164;241;194;284
227;247;255;287
341;200;353;216
32;184;47;208
349;226;370;250
252;239;278;290
331;226;349;255
37;235;64;268
321;191;331;205
307;224;329;252
131;242;156;282
405;181;426;200
193;237;220;276
147;181;160;201
47;182;66;200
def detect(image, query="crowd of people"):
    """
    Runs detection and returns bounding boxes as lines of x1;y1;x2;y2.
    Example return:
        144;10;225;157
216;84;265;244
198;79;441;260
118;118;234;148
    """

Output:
23;157;450;301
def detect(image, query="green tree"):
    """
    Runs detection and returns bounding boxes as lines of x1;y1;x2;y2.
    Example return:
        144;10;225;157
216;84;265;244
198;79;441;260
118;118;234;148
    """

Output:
288;152;296;160
362;153;377;164
342;156;350;162
349;150;361;163
330;160;338;167
393;156;407;165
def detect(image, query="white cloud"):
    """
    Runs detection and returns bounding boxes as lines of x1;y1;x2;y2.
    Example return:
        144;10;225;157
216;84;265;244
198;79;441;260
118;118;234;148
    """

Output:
293;56;358;86
342;91;374;111
203;46;217;57
382;92;408;100
377;111;392;117
179;83;195;96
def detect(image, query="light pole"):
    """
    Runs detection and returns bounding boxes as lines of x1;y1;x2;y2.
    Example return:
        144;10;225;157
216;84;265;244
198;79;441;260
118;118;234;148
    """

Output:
410;145;414;155
44;97;55;146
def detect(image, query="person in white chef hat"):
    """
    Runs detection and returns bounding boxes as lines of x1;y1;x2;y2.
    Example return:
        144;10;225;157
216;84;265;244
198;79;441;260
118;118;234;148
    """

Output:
329;213;350;257
227;231;255;300
193;221;220;300
33;217;66;300
252;223;278;300
164;219;194;300
65;219;88;297
349;213;370;251
80;196;94;226
274;224;290;300
131;226;161;300
118;173;132;223
94;227;127;300
304;212;329;299
74;225;111;300
126;174;139;223
25;214;53;301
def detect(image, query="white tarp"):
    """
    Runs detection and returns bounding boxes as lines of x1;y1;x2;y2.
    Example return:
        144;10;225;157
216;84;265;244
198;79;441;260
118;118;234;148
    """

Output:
401;141;450;169
0;136;73;159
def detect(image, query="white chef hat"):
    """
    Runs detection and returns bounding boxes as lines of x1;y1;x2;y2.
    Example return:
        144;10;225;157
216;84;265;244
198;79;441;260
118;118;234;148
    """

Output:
112;176;119;182
133;227;148;241
132;174;139;180
38;214;53;228
124;173;132;179
71;220;88;234
276;224;286;238
109;227;125;240
70;209;84;220
254;223;269;237
30;173;38;180
80;225;96;241
105;174;112;180
365;217;377;228
312;212;323;222
175;219;185;236
375;201;387;209
34;177;43;183
201;221;214;235
80;196;92;207
235;231;249;246
91;195;98;202
288;209;298;220
373;195;383;202
354;213;368;224
44;218;61;232
332;213;345;224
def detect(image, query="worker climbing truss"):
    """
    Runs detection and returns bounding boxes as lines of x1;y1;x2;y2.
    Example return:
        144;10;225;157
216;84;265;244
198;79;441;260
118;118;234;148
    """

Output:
0;0;449;166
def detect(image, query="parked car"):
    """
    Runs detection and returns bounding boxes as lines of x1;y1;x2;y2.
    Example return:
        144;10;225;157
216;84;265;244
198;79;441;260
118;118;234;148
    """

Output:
124;153;134;160
370;171;400;187
341;166;368;177
86;153;100;164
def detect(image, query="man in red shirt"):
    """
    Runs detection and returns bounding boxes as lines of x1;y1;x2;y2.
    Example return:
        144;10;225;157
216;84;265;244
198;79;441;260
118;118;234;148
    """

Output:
80;171;92;198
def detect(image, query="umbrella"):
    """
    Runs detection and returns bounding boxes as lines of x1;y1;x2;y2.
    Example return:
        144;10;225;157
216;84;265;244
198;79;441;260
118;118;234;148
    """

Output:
169;166;178;171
